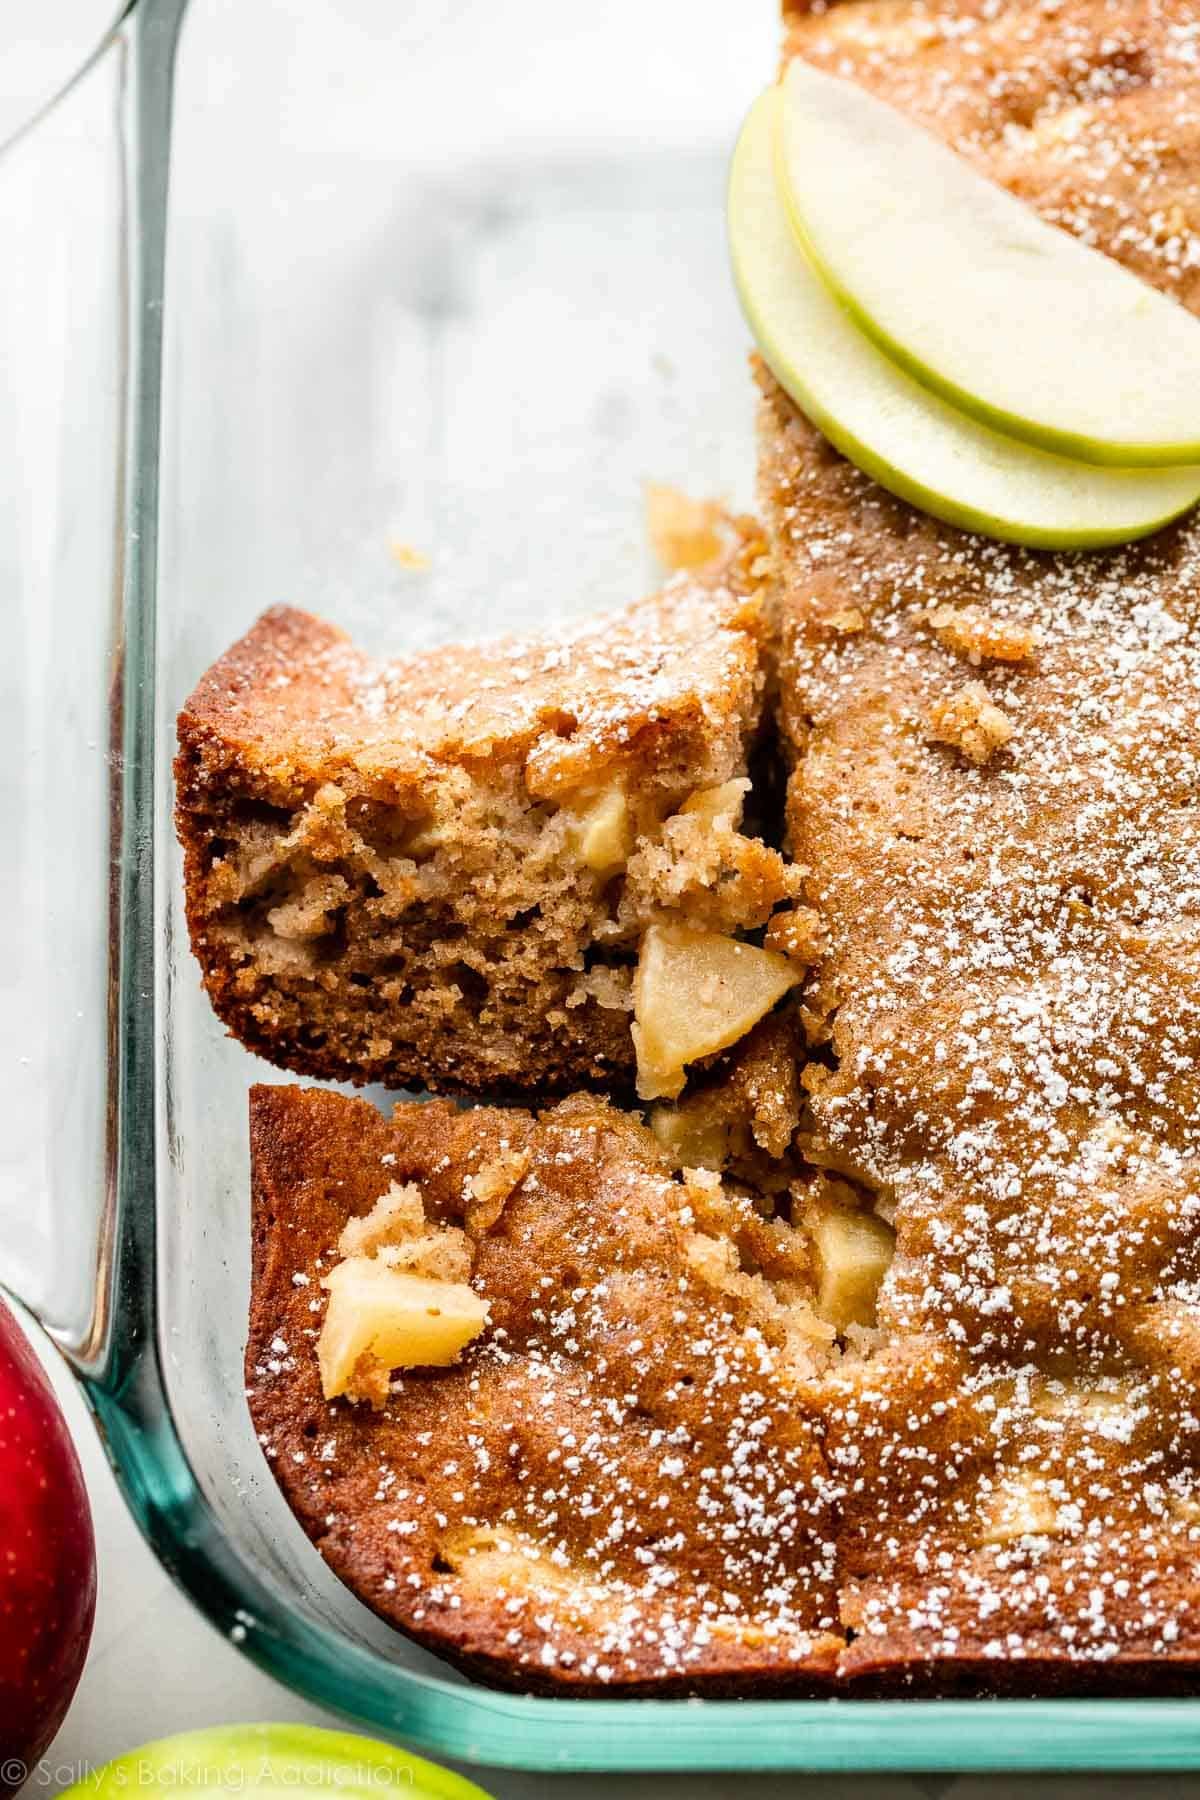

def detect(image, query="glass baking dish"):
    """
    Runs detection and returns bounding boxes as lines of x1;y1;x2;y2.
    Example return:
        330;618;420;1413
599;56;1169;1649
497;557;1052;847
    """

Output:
6;0;1200;1772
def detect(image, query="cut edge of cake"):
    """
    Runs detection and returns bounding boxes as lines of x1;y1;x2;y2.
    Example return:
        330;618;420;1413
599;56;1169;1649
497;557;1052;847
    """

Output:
176;529;812;1099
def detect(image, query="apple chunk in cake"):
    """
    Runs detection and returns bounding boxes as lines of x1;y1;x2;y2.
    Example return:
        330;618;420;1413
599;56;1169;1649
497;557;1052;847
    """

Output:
176;544;798;1097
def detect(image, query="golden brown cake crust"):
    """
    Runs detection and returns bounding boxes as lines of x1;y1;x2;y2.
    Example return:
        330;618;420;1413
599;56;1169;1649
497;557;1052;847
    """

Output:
250;1082;1200;1696
761;0;1200;1686
177;550;785;1099
179;576;763;799
246;1083;844;1696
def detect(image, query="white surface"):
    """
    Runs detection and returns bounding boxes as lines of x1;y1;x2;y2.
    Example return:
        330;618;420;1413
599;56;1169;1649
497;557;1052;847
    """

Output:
0;4;121;147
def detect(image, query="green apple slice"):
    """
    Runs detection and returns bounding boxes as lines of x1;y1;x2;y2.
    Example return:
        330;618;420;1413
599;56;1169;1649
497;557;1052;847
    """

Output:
774;59;1200;468
62;1725;494;1800
728;91;1200;549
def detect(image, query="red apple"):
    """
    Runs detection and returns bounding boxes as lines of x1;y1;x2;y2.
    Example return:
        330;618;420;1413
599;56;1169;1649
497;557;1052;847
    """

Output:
0;1300;96;1791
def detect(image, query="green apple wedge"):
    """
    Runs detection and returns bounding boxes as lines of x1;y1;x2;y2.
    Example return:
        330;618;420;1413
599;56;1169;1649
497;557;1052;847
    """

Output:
60;1725;494;1800
728;90;1200;549
774;60;1200;468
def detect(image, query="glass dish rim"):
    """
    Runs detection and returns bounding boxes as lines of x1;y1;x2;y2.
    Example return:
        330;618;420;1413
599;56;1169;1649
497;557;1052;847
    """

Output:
0;0;134;158
29;0;1200;1770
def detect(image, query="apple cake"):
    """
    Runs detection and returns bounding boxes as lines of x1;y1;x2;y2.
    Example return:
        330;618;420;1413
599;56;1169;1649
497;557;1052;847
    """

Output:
233;0;1200;1699
249;1071;1200;1695
176;535;804;1099
758;0;1200;1687
245;1081;856;1695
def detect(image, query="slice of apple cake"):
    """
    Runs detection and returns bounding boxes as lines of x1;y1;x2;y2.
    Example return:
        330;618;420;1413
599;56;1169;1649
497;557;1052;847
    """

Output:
250;1074;1200;1695
176;534;804;1098
246;1081;897;1695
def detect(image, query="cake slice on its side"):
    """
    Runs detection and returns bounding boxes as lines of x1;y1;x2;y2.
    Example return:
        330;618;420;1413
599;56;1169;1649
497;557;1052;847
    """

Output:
246;1082;863;1696
176;538;803;1099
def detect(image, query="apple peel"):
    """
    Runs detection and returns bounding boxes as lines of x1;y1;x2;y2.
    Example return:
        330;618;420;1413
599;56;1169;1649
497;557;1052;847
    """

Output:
729;89;1200;550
